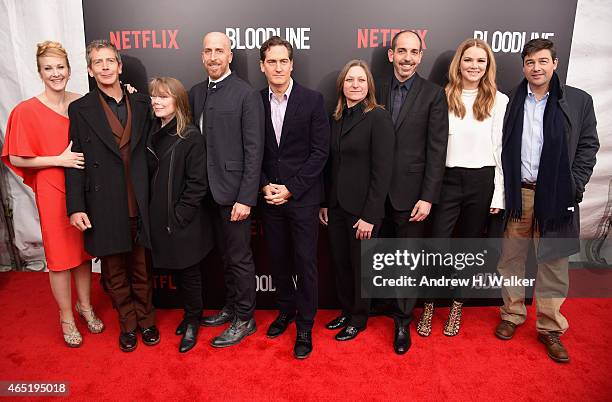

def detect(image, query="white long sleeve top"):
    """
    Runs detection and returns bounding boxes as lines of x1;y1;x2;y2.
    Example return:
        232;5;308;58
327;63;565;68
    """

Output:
445;89;509;209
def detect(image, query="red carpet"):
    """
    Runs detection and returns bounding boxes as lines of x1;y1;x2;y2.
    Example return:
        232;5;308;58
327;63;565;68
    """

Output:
0;272;610;401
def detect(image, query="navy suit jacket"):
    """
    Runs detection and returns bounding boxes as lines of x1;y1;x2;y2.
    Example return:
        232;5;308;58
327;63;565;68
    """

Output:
260;81;330;207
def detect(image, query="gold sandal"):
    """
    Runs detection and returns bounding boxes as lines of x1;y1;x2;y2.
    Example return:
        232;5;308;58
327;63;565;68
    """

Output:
76;302;105;334
60;316;82;348
417;302;434;337
443;300;463;337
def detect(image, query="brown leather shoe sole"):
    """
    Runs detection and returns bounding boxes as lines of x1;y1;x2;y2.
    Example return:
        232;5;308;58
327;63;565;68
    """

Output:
495;320;517;340
538;334;570;363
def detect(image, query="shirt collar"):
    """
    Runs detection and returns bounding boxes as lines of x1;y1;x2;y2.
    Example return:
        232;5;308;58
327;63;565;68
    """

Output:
344;100;365;117
209;69;232;85
97;86;125;103
269;78;293;102
527;83;549;101
392;73;415;90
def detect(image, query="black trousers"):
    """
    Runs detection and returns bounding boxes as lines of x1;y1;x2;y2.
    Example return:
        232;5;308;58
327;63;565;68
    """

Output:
428;166;495;300
328;206;380;328
178;261;204;323
429;167;495;238
262;203;319;331
209;198;256;321
380;198;427;326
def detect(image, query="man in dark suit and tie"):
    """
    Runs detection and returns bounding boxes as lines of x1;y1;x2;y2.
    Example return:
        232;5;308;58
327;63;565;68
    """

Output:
375;30;449;354
188;32;264;348
258;36;329;359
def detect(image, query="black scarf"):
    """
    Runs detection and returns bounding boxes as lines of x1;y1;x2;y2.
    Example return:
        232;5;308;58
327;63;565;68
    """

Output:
502;72;573;232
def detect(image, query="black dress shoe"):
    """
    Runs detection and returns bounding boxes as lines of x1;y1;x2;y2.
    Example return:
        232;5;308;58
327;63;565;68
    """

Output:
176;320;187;336
267;312;296;338
201;309;235;327
294;331;313;359
119;331;137;352
177;316;203;335
179;322;199;353
325;315;349;330
210;318;256;348
335;325;363;341
141;325;161;346
393;321;411;355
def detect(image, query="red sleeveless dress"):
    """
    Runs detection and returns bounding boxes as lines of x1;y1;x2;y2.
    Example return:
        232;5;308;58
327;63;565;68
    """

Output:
2;97;91;271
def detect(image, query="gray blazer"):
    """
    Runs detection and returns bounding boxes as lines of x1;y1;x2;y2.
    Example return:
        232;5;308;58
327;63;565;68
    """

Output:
189;73;264;206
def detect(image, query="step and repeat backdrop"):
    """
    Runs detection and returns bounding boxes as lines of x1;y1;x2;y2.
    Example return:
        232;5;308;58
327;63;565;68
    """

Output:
82;0;580;308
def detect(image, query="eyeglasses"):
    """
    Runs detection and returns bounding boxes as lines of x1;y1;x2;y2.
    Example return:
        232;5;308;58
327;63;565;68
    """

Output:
150;95;171;101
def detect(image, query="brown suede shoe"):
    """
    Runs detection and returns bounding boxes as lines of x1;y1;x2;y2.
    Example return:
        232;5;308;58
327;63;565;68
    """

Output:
495;320;517;340
538;333;569;363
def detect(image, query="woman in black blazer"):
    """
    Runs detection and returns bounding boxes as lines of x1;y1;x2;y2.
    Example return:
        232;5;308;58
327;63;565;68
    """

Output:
147;77;213;353
319;60;394;341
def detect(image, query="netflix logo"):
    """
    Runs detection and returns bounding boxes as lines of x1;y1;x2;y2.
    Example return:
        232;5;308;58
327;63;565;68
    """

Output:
109;29;180;50
357;28;428;49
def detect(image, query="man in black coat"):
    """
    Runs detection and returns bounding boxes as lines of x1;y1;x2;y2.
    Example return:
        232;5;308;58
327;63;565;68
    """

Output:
258;37;329;359
65;40;158;352
494;39;599;363
375;30;449;354
188;32;264;348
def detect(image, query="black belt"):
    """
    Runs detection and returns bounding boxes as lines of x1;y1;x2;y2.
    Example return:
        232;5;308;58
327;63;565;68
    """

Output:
521;182;536;190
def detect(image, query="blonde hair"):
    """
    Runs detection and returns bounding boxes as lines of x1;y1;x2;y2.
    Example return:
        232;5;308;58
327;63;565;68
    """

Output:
333;59;381;121
446;38;497;121
36;40;70;72
149;77;193;137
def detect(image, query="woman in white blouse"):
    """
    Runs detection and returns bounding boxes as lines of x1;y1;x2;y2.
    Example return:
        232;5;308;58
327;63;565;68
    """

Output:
417;38;509;337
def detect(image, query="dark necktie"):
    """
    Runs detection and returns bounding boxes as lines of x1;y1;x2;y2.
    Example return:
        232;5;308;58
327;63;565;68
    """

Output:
208;81;216;90
392;84;406;124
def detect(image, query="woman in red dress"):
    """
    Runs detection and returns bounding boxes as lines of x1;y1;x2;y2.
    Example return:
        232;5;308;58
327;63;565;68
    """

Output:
2;41;104;347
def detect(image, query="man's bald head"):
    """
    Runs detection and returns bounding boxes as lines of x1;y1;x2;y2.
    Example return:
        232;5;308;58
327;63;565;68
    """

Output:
203;31;231;51
391;30;422;52
201;31;233;80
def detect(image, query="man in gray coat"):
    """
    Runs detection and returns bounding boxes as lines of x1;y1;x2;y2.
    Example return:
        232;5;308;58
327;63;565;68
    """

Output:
188;32;264;348
495;38;599;363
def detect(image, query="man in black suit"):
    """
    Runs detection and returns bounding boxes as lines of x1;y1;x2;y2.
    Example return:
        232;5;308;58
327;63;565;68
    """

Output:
65;40;158;352
375;30;449;354
188;32;264;348
258;36;329;359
